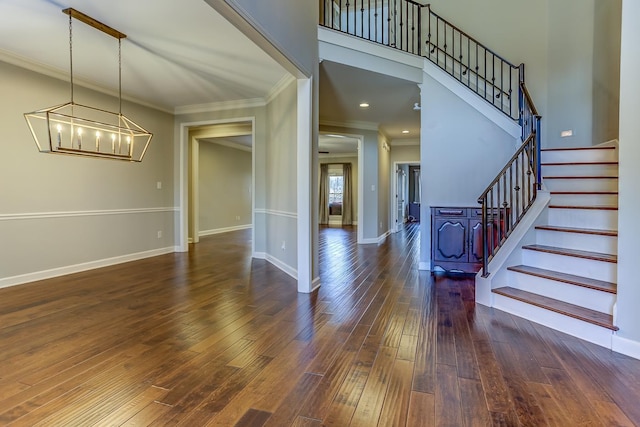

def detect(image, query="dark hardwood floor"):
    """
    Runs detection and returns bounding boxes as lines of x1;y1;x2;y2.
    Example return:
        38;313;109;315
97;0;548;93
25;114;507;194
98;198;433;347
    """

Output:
0;224;639;426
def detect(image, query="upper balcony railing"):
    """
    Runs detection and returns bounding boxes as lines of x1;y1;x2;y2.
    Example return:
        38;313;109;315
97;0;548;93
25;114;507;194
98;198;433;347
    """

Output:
319;0;542;276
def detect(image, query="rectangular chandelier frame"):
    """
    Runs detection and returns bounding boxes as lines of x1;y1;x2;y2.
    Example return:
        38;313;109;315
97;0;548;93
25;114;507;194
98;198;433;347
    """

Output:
23;8;152;162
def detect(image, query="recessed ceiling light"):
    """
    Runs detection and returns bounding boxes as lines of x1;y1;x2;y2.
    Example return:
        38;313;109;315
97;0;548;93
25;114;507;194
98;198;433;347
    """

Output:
359;102;370;108
402;130;410;134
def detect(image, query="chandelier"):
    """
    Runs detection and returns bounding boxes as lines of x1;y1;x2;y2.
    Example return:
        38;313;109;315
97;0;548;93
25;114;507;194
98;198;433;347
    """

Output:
24;8;152;162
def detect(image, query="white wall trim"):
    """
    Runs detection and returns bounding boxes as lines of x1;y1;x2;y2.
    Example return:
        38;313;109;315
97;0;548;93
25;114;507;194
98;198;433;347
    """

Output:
266;74;297;104
612;335;640;360
174;98;266;115
311;276;321;292
0;246;176;290
378;230;391;244
360;237;379;244
320;119;379;132
0;207;177;221
178;117;256;253
199;224;252;237
255;209;298;219
266;254;298;280
419;261;431;271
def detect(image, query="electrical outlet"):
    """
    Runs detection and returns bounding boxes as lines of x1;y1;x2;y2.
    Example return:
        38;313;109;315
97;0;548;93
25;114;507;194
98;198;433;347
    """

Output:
156;181;162;189
560;130;573;137
157;230;162;238
236;215;240;221
281;241;286;251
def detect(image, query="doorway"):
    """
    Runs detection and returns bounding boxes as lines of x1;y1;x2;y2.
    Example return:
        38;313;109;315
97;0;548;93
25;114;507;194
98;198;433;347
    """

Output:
393;162;420;232
178;117;256;254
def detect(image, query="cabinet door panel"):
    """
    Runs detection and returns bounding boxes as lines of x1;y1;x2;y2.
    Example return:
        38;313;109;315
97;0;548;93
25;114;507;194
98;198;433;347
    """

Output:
433;219;467;262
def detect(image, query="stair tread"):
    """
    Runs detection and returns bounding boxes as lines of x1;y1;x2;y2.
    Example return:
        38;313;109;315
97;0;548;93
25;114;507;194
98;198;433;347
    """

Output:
507;265;617;294
549;205;618;210
492;286;618;330
544;175;618;179
535;225;618;236
542;161;618;166
541;146;616;152
522;244;617;263
550;191;618;195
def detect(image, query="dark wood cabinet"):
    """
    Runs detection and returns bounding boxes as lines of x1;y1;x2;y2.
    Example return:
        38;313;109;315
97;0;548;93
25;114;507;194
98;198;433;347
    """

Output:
431;206;508;273
430;207;479;273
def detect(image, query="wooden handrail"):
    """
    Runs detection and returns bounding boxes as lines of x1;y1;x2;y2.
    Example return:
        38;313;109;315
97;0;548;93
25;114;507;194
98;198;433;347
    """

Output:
520;82;538;116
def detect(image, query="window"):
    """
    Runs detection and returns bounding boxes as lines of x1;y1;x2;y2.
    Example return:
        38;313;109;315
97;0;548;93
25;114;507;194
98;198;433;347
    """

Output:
329;174;343;215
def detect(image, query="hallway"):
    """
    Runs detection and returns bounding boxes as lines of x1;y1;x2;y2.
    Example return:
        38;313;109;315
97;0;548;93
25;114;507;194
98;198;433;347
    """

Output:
0;225;638;425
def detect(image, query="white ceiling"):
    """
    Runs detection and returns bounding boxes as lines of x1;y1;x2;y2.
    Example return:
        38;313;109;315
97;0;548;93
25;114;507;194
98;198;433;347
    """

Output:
0;0;289;111
319;60;421;141
1;1;420;142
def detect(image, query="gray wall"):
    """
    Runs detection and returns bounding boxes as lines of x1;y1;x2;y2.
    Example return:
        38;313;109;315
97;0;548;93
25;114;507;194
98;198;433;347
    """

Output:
1;60;175;283
215;0;319;77
199;142;252;233
420;73;517;270
265;80;298;271
427;0;622;147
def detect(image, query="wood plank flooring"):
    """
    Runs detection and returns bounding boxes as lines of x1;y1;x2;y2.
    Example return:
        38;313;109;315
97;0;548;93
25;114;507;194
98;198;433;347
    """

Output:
0;224;639;426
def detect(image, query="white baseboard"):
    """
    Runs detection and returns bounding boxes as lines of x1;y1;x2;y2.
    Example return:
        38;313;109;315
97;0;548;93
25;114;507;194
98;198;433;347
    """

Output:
359;237;379;244
253;251;266;259
199;224;251;237
311;276;321;292
612;335;640;360
377;230;391;244
419;261;431;271
265;254;297;280
0;247;176;290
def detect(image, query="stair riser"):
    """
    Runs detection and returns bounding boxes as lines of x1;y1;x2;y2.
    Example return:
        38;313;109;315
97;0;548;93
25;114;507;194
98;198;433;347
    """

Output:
508;272;615;314
536;230;618;255
543;178;618;192
550;193;618;206
522;250;617;282
548;208;618;229
492;294;614;348
542;164;618;177
541;149;618;163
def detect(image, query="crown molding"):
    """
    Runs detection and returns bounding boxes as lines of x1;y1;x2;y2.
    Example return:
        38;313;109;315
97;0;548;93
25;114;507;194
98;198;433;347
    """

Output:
390;138;420;146
174;97;266;115
266;74;296;104
0;49;173;115
320;119;379;132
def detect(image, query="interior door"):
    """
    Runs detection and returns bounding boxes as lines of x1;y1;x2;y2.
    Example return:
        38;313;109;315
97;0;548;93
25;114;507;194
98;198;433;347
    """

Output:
396;168;406;232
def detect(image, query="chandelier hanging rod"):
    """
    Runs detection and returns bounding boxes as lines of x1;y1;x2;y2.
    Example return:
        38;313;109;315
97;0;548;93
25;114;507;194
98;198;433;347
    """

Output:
62;8;127;40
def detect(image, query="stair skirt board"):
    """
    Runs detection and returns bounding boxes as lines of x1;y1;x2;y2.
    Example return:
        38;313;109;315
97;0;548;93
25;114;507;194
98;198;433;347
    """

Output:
547;208;618;229
507;272;616;313
541;163;619;176
540;147;618;163
522;250;617;283
492;294;614;348
535;229;618;254
549;193;618;206
543;177;618;192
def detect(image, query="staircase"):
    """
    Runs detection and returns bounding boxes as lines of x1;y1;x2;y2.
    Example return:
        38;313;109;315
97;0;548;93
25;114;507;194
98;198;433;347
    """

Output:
491;143;619;346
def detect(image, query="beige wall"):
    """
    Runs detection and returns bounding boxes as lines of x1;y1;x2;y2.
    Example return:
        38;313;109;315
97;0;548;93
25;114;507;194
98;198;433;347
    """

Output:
0;60;175;284
199;142;252;233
